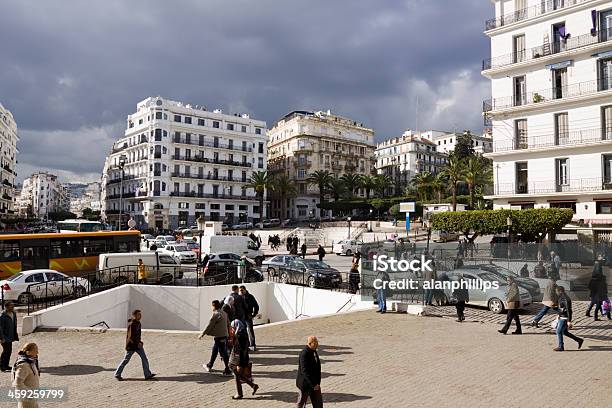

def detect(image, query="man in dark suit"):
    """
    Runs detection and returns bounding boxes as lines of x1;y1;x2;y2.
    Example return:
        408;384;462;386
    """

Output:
296;336;323;408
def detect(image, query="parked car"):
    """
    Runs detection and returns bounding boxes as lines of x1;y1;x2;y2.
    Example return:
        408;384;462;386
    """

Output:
464;263;542;302
97;252;182;285
0;269;90;304
433;231;459;243
202;256;263;285
262;254;300;276
333;239;363;256
278;258;342;289
159;243;198;264
154;235;176;249
441;269;532;313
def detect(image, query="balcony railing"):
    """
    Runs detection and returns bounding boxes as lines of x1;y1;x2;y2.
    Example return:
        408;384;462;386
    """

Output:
494;177;612;195
493;127;612;152
169;191;255;200
293;160;312;168
485;0;591;31
172;155;252;168
171;172;246;182
173;137;253;152
483;79;611;113
106;175;140;185
483;28;612;70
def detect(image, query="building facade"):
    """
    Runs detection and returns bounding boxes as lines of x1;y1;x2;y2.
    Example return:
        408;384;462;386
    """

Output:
483;0;612;225
431;132;494;154
267;110;376;220
375;130;449;195
68;182;101;217
0;103;19;217
18;172;69;218
101;97;268;230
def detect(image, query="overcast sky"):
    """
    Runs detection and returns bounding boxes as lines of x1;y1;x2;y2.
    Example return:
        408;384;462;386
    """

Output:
1;0;492;184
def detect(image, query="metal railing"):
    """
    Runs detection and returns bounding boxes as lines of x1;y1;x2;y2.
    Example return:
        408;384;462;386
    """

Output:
493;177;612;195
485;0;591;31
172;155;252;168
172;137;253;152
484;27;612;70
171;172;246;182
484;79;612;112
169;191;255;200
493;127;612;152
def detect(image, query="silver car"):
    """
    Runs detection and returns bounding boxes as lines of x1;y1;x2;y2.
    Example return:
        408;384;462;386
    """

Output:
442;269;532;314
262;255;300;276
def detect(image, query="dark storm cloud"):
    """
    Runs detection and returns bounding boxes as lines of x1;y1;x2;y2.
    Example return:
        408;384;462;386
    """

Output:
0;0;492;182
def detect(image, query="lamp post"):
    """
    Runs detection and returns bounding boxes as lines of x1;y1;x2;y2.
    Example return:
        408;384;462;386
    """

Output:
117;155;127;231
425;219;431;254
506;215;512;259
347;216;352;239
197;214;206;264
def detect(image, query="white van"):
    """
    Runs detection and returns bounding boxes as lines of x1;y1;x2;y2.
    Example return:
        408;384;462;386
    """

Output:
97;252;182;285
198;235;264;264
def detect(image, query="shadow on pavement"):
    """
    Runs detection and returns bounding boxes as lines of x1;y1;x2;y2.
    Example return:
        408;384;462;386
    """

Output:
259;391;372;404
44;365;114;376
252;369;345;380
153;372;231;384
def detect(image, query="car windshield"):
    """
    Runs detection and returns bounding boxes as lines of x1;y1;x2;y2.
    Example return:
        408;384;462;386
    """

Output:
480;264;518;277
478;272;507;284
174;245;189;252
302;259;329;269
7;273;23;281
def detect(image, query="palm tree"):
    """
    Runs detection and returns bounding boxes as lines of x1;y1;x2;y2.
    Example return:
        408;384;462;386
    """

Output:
410;172;434;202
340;173;362;197
307;170;333;219
360;175;377;199
373;174;391;198
443;153;466;211
328;176;346;201
273;175;297;220
429;172;448;203
464;155;493;209
245;171;273;224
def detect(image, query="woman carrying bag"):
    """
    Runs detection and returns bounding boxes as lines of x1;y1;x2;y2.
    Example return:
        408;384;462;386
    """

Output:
229;319;259;399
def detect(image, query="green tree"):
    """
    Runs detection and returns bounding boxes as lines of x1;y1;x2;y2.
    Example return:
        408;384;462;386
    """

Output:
442;153;466;211
360;175;377;199
430;172;448;203
340;173;362;198
454;130;475;160
464;155;493;209
273;175;297;220
410;172;434;202
307;170;333;218
328;176;346;201
373;174;391;198
245;171;273;224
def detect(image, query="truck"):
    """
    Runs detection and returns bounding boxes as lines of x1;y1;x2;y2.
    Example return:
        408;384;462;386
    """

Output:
97;252;183;285
198;235;264;264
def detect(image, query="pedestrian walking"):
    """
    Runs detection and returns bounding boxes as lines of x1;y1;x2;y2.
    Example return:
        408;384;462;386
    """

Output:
550;251;561;280
423;262;437;306
223;296;235;323
12;342;40;408
553;286;583;351
0;301;19;372
519;263;529;278
317;245;326;262
301;243;307;259
531;278;558;328
586;268;607;320
375;269;390;314
137;259;147;284
114;310;156;381
498;276;522;335
229;285;247;322
229;319;259;399
533;260;546;278
296;336;323;408
453;274;469;322
199;300;231;376
239;286;259;351
348;261;360;294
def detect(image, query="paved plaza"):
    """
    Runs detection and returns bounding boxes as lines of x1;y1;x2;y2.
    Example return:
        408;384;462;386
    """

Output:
1;305;611;408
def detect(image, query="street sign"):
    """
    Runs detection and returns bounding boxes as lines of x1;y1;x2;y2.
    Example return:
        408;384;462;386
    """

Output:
399;201;416;231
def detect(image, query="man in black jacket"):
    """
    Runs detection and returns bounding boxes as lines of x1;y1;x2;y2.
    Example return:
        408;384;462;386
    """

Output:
554;286;584;351
114;310;156;380
229;285;247;322
0;302;18;372
296;336;322;408
239;285;259;351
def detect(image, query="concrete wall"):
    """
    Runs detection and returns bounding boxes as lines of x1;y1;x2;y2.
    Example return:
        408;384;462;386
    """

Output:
22;282;372;334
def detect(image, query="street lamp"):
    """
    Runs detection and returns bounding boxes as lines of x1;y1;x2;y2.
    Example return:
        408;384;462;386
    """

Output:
425;219;432;254
506;215;512;258
197;214;206;264
118;155;127;231
347;216;352;239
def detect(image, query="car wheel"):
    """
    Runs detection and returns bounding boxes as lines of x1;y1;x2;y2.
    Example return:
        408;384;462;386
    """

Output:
74;286;86;298
267;267;276;277
345;249;352;256
280;272;289;284
17;292;34;305
307;276;317;288
160;274;173;285
488;297;504;314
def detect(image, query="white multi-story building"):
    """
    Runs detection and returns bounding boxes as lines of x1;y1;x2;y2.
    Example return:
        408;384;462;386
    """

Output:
19;172;69;218
0;103;19;217
101;97;268;230
483;0;612;225
375;130;449;195
430;132;494;154
267;110;376;220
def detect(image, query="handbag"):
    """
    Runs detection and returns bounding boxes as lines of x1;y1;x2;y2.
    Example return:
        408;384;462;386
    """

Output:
239;362;253;383
228;351;240;369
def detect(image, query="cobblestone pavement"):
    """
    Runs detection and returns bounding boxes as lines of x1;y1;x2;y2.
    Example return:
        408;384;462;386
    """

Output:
1;309;611;408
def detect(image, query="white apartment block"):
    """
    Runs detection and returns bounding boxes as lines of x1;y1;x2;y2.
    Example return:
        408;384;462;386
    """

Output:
431;132;494;154
267;110;376;220
375;130;448;195
101;97;267;230
19;172;69;218
483;0;612;225
0;103;19;217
